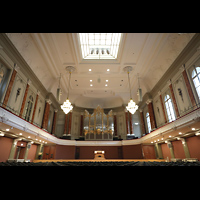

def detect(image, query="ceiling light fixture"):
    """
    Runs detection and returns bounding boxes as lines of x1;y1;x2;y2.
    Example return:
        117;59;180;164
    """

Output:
123;66;138;115
61;66;75;115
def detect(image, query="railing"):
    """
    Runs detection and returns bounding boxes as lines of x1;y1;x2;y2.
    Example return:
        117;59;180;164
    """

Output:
0;102;45;132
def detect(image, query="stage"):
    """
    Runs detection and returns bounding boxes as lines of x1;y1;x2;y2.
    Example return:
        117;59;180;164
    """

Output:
33;159;165;163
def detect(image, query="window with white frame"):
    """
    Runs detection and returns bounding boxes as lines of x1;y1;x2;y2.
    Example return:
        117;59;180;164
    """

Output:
191;66;200;100
164;94;176;122
146;112;151;133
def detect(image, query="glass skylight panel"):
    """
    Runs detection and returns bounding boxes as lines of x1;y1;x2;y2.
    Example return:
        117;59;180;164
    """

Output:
78;33;122;59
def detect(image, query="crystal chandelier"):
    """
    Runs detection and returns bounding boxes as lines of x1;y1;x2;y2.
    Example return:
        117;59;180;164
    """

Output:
124;66;138;115
61;66;75;114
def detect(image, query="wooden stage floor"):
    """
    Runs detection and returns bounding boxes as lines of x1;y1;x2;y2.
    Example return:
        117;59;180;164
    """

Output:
33;159;166;163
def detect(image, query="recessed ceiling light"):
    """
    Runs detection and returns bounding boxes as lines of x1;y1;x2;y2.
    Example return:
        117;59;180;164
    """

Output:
161;138;164;140
21;143;23;146
6;129;9;131
169;135;171;137
107;69;110;71
89;69;92;71
19;133;22;135
105;84;108;86
192;128;195;130
90;80;92;82
106;80;108;82
151;141;153;143
179;132;182;135
28;136;31;138
90;84;93;86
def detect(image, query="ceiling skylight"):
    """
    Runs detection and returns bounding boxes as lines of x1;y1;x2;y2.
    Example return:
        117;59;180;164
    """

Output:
78;33;122;59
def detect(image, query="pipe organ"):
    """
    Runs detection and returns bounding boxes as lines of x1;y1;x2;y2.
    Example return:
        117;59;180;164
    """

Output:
84;105;114;140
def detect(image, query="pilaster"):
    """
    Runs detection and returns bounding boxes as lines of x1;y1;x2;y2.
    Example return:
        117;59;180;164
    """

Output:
42;99;52;130
3;65;18;108
31;91;40;123
181;64;197;109
139;109;146;135
146;99;156;130
158;91;167;123
19;79;31;117
51;109;58;135
168;79;180;118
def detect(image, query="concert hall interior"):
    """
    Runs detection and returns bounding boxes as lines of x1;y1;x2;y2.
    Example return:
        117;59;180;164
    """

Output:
1;33;200;166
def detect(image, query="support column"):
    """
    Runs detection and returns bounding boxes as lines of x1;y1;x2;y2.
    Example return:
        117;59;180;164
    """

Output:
19;79;31;118
125;110;129;135
129;112;133;135
63;113;68;136
154;143;163;159
35;144;44;159
180;138;190;158
51;109;58;135
80;113;83;137
3;64;19;108
24;142;32;160
158;91;167;123
168;80;179;118
139;109;146;136
113;112;118;136
181;65;197;109
146;99;156;130
8;139;18;160
31;90;40;123
68;111;72;135
42;99;52;130
167;141;175;159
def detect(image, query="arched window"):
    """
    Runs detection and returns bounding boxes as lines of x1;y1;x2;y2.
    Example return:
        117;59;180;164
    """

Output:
146;112;151;133
164;94;175;122
192;66;200;99
24;95;34;121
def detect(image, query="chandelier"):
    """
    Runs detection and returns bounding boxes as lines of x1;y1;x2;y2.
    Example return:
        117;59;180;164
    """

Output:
61;66;75;114
123;66;138;115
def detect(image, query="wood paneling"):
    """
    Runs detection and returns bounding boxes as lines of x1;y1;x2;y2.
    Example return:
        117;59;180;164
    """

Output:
172;140;185;159
186;136;200;160
142;145;156;159
0;137;13;162
122;144;143;159
160;143;171;159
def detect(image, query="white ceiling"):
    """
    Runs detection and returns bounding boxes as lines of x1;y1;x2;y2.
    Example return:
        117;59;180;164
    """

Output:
6;33;195;109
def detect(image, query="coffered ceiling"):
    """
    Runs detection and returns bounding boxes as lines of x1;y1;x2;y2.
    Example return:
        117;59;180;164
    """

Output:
6;33;195;109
